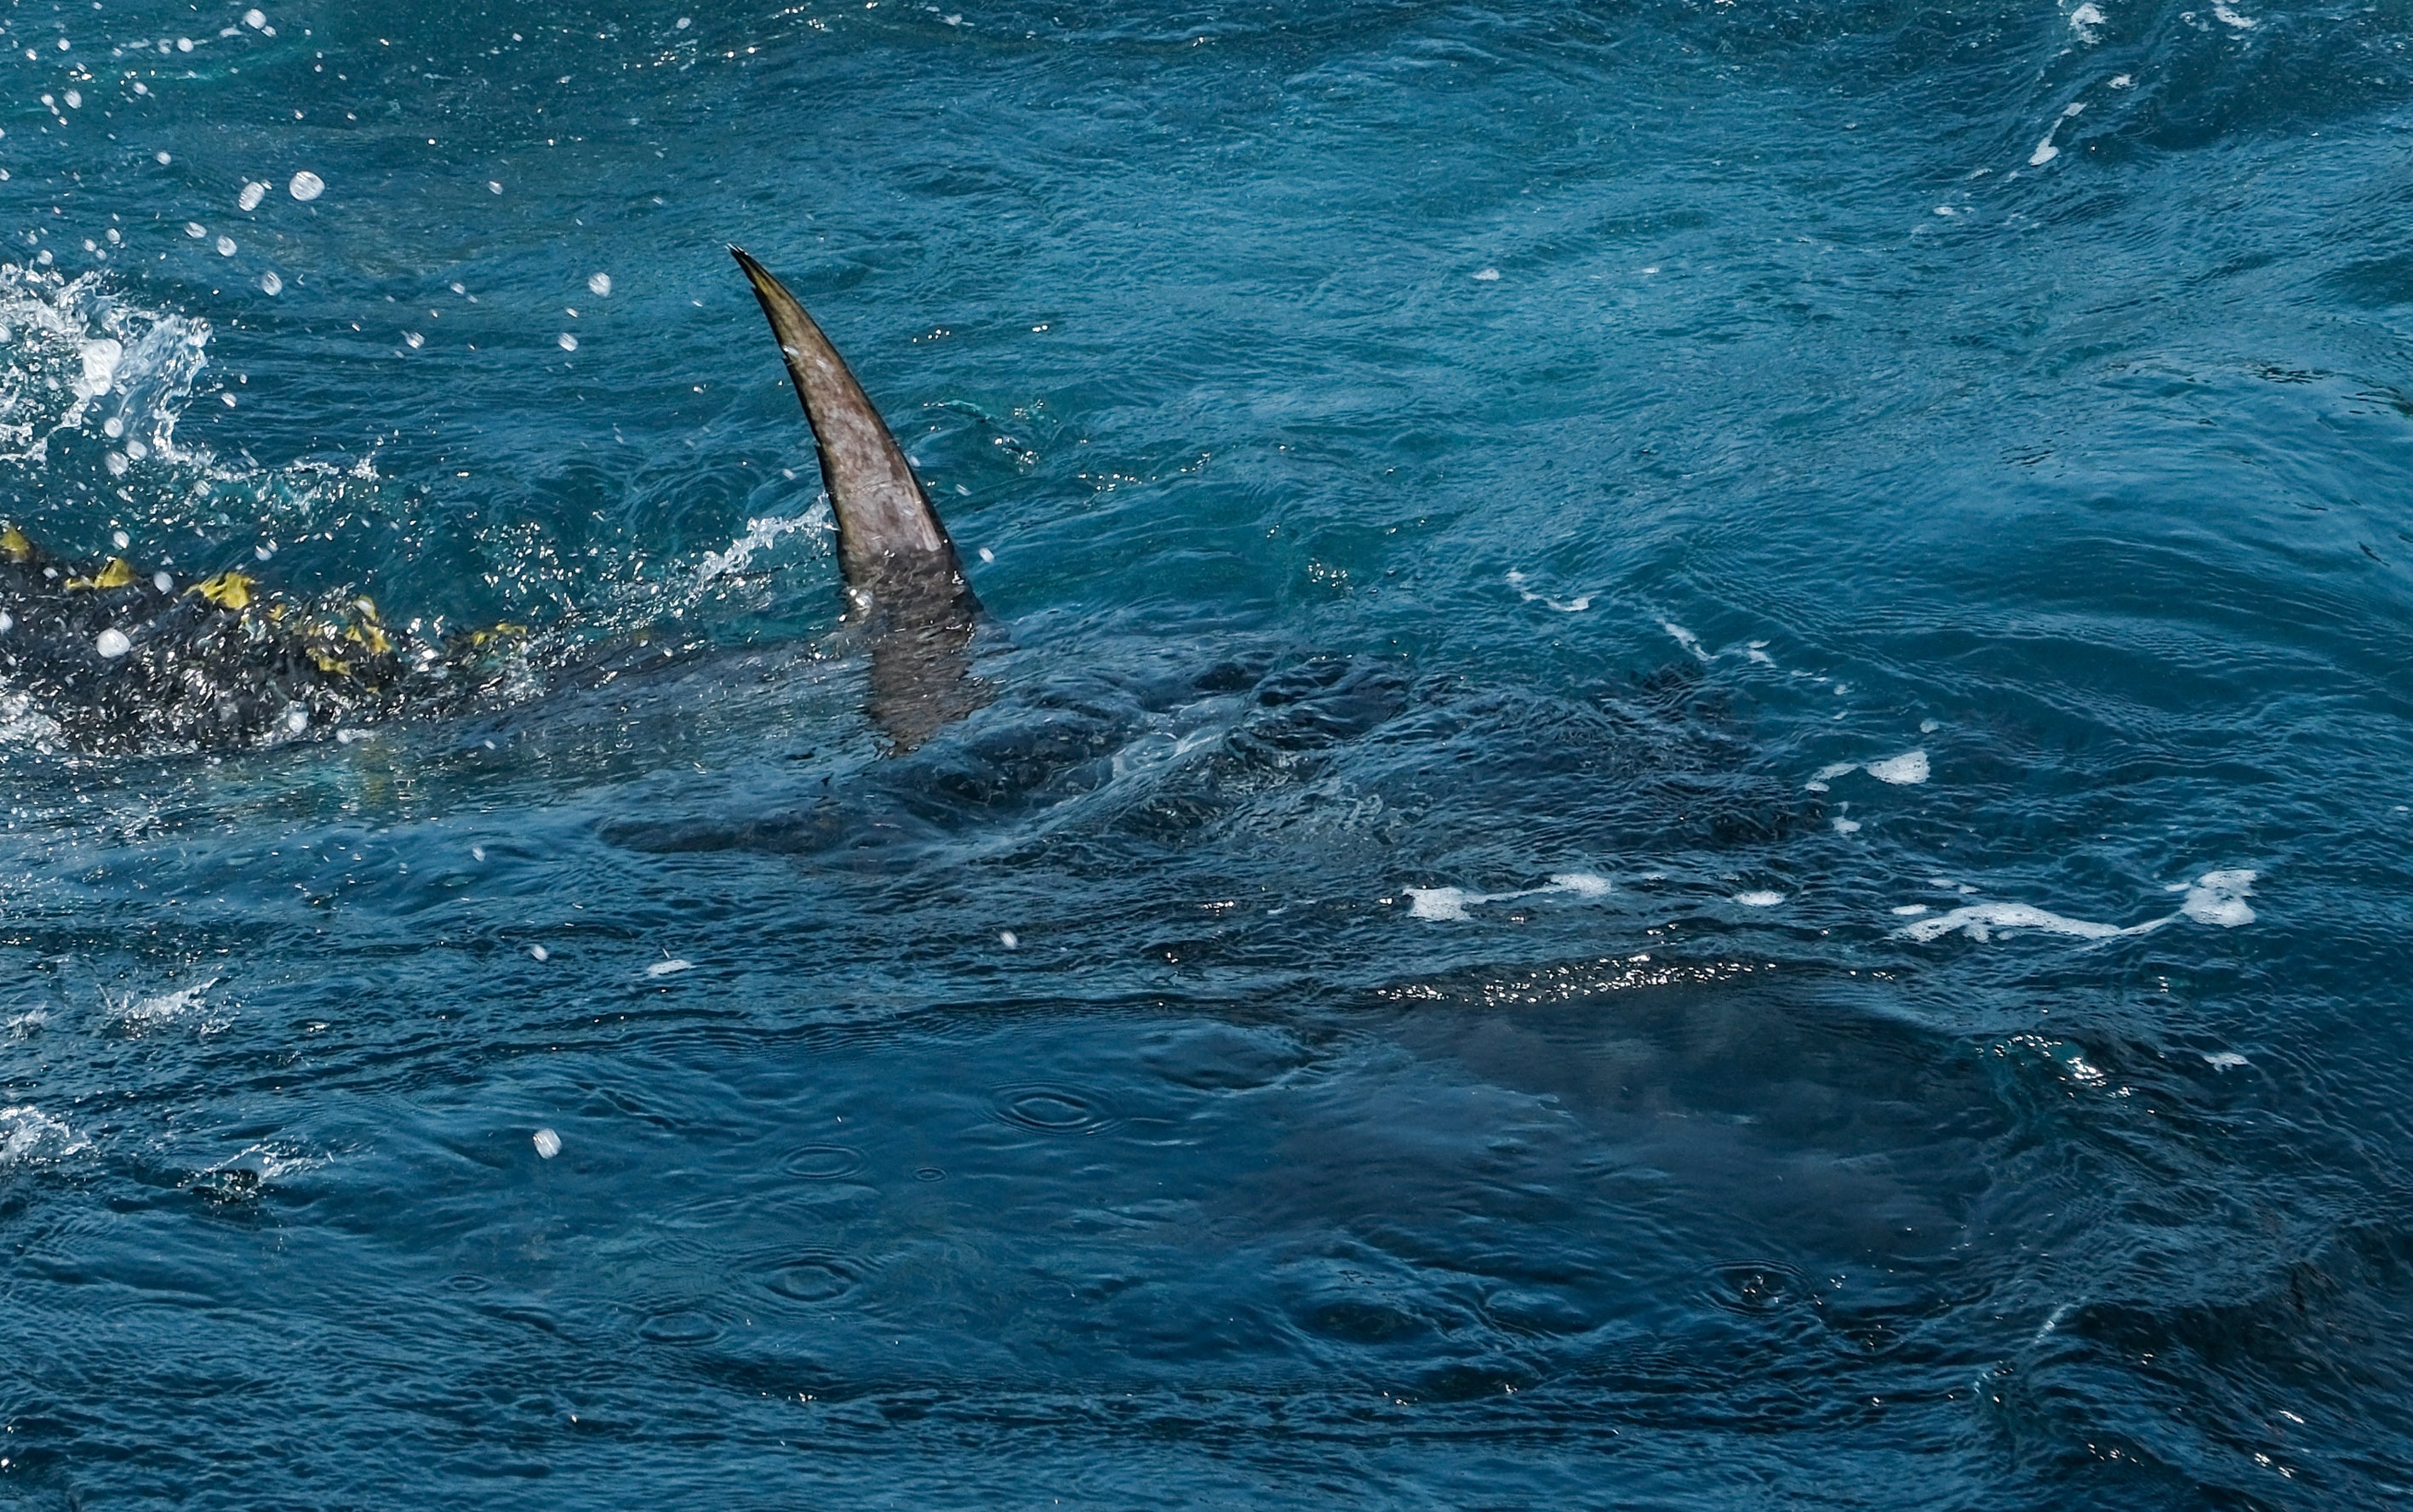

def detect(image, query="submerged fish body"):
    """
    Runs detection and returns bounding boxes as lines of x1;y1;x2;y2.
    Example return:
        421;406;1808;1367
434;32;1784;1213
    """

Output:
0;253;992;756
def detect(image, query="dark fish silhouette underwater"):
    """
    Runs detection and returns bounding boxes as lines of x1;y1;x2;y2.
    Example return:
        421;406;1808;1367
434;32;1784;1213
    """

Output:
0;247;990;756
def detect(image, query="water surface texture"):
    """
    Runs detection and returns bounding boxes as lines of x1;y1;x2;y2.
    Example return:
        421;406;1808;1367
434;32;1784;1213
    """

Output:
2;0;2410;1505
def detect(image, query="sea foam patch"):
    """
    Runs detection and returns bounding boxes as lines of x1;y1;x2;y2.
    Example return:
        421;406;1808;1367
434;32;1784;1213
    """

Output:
1404;872;1611;922
1897;870;2258;944
1807;750;1928;791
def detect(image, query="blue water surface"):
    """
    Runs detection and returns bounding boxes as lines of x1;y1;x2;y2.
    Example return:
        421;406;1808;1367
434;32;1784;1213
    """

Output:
1;0;2410;1505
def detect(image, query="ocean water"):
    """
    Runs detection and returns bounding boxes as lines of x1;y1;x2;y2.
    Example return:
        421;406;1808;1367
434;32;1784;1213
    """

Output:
0;0;2408;1504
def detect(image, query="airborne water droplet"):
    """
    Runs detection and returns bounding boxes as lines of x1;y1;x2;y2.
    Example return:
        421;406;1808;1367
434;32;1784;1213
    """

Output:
289;171;324;202
260;271;283;295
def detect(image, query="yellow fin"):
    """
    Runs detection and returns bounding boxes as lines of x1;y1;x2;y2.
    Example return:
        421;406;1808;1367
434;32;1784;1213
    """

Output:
0;524;33;563
194;570;254;610
66;556;137;591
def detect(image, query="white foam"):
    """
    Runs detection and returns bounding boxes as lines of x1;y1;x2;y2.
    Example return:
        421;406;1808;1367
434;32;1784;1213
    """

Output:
1660;621;1708;660
2211;3;2254;25
1404;872;1613;922
1507;570;1592;613
1890;904;1930;916
646;958;693;977
532;1127;561;1158
1472;267;1500;282
110;979;218;1034
2069;3;2104;41
1406;886;1475;921
1899;901;2155;944
1833;817;1861;834
0;1104;84;1165
1867;750;1930;785
1733;890;1785;907
289;170;324;202
2179;870;2256;927
2204;1051;2249;1070
77;336;123;396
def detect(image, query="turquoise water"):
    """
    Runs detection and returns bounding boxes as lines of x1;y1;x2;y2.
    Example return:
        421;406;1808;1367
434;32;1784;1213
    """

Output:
1;0;2409;1504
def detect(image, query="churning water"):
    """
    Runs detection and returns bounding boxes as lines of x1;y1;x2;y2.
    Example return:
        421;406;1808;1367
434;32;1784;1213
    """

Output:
0;0;2408;1505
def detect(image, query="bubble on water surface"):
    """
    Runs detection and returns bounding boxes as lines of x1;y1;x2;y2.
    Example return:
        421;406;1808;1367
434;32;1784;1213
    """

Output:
186;221;206;237
215;236;236;256
558;333;578;351
237;181;266;211
588;272;611;296
1733;890;1785;907
243;9;266;28
289;170;323;202
94;628;130;659
1867;750;1929;785
529;944;549;961
532;1127;560;1158
152;572;172;592
999;930;1019;948
259;271;282;295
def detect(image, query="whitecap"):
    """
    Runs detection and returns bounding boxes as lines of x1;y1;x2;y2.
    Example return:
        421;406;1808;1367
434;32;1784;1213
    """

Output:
646;958;694;978
1733;890;1785;907
2204;1051;2249;1070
